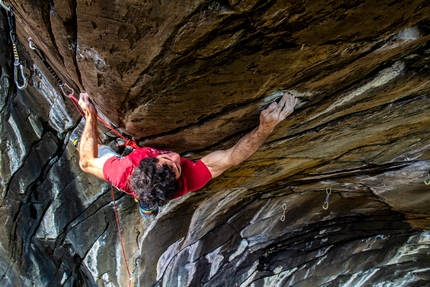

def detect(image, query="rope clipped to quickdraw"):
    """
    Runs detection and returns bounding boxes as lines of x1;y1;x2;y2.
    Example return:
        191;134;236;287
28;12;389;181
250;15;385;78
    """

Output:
27;36;137;284
322;186;331;210
27;38;139;149
280;203;287;221
58;86;139;149
424;173;430;185
63;89;139;149
28;38;85;120
27;38;87;121
1;1;27;90
111;186;132;287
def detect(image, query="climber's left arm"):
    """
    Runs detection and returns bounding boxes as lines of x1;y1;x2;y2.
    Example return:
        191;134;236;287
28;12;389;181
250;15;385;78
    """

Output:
201;92;297;178
78;93;107;181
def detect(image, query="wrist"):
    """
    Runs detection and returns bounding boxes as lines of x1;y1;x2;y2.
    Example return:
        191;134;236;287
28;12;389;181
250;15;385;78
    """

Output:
257;123;274;135
85;108;97;118
85;112;97;125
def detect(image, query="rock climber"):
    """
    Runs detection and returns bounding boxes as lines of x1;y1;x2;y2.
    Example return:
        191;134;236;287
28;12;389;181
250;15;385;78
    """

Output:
76;92;297;218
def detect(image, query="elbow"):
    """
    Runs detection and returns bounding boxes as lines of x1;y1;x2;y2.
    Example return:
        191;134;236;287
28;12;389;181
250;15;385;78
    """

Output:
79;162;87;172
79;158;90;172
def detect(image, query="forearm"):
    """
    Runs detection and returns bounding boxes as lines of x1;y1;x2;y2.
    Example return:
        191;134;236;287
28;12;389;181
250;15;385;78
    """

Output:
202;92;296;179
76;93;107;180
227;125;272;166
78;114;98;170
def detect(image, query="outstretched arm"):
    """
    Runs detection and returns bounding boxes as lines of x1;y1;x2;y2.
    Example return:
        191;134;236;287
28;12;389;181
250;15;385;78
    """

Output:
201;92;297;178
78;93;106;180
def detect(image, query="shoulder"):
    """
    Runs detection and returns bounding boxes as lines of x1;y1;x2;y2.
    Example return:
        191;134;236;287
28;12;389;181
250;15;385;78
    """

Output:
175;159;212;197
102;155;135;193
179;158;209;171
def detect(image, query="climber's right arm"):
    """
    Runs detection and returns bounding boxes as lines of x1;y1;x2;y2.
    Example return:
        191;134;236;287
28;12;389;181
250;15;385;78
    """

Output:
78;93;107;181
202;92;297;178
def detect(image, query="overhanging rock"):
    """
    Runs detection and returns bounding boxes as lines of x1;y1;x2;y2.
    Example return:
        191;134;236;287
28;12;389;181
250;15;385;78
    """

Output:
0;1;429;286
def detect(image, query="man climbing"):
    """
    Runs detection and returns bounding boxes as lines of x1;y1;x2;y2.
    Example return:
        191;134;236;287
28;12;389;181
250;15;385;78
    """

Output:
77;92;297;218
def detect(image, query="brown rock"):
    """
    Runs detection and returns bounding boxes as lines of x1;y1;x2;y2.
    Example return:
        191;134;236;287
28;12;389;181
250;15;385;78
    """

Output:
0;0;429;286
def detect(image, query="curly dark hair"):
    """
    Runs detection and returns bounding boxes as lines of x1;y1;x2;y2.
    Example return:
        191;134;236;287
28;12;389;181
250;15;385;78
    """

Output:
129;157;179;207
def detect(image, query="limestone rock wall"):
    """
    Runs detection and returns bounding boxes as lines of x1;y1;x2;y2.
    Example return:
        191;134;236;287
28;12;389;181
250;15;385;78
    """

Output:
0;0;429;286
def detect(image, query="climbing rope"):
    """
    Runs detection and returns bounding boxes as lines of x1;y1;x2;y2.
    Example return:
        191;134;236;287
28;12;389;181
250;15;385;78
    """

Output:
28;35;138;285
58;86;139;148
1;1;27;90
27;38;139;149
322;186;331;210
111;186;132;287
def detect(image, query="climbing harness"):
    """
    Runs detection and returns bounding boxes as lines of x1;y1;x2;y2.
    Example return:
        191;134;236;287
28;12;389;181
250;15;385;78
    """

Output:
111;186;132;287
1;1;27;90
280;203;287;221
322;186;331;210
424;173;430;185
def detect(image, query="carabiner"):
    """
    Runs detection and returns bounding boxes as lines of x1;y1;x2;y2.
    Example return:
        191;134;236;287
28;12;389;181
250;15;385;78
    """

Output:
7;7;15;37
323;186;331;210
425;174;430;185
0;0;10;11
60;82;74;98
14;63;27;90
280;203;287;221
28;37;38;50
322;202;329;210
9;29;16;44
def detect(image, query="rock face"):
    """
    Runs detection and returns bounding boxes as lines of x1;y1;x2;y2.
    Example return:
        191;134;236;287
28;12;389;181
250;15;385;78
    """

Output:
0;0;430;286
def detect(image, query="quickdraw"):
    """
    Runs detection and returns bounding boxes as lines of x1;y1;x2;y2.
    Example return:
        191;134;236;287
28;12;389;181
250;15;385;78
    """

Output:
64;87;139;149
5;4;137;284
1;1;27;90
28;37;138;285
27;38;139;149
28;38;65;87
322;186;331;210
280;203;287;221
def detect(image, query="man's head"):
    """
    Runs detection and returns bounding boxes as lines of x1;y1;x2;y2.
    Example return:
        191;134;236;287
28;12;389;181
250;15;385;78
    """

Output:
129;153;181;207
156;152;182;179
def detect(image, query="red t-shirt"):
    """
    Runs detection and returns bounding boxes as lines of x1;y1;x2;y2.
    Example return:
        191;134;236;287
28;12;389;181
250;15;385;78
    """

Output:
102;147;212;199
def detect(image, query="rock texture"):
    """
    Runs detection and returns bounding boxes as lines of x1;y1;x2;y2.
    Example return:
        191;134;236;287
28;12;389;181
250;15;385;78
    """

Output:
0;0;430;286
